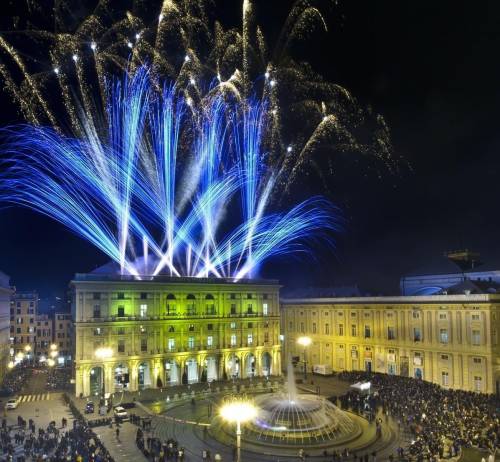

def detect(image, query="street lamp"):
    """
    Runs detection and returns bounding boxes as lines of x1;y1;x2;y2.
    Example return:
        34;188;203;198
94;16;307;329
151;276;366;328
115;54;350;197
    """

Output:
95;347;113;397
219;398;257;462
47;358;55;367
297;336;312;380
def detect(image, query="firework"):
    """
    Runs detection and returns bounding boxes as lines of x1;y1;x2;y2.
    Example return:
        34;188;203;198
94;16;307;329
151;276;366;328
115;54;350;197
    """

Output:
0;0;397;197
0;66;339;279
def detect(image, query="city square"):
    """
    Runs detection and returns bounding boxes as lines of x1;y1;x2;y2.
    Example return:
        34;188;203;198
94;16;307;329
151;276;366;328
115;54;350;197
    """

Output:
0;0;499;461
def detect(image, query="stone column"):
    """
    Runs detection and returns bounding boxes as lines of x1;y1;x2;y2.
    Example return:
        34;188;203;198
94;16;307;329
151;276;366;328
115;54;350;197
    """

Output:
129;361;139;392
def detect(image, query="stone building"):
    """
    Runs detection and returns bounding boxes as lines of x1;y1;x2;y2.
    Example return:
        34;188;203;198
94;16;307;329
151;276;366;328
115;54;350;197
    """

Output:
10;292;37;361
54;312;73;365
0;272;13;380
282;294;500;394
71;272;281;397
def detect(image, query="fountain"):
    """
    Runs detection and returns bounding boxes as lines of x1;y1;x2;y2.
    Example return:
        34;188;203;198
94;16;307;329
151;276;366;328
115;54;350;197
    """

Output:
242;358;358;446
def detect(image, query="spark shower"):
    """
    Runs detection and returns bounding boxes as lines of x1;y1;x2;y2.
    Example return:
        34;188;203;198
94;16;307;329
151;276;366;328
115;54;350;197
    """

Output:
0;66;338;280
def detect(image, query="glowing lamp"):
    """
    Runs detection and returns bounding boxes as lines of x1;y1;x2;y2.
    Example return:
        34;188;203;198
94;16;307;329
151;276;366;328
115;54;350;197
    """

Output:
220;400;257;423
50;343;57;350
7;361;14;369
269;79;276;87
184;55;190;62
297;336;311;347
47;358;55;367
95;347;113;360
219;398;257;462
127;42;133;48
90;42;97;51
72;54;78;62
53;67;60;75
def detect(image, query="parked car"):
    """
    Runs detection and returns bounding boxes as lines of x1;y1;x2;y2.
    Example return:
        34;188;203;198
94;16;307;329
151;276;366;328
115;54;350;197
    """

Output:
113;406;128;420
85;401;95;414
0;388;14;397
5;398;19;410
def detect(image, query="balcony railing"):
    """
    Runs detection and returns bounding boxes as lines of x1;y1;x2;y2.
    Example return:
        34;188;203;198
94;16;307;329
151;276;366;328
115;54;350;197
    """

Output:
81;313;278;322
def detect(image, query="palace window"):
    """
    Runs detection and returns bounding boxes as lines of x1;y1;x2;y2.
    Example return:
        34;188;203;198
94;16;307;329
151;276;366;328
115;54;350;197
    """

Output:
230;322;236;329
338;324;344;336
474;376;482;392
472;329;481;345
312;323;317;334
247;334;253;345
189;324;195;332
167;338;175;351
248;322;253;328
141;338;147;352
387;326;396;340
412;311;420;319
413;327;422;342
117;327;125;335
188;337;195;349
325;323;330;335
118;340;125;353
263;303;269;316
117;292;124;300
441;354;449;361
440;329;448;344
207;336;213;347
93;293;100;300
351;324;357;337
264;332;269;342
441;371;449;387
230;304;237;315
93;305;101;318
300;322;305;333
140;292;147;300
168;326;175;333
207;323;213;330
93;328;101;336
230;334;237;346
117;306;125;317
247;304;253;314
140;304;147;318
473;357;482;364
364;325;371;338
471;313;480;321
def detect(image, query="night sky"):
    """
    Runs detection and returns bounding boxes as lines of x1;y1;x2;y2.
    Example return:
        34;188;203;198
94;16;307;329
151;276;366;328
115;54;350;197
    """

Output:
1;0;500;296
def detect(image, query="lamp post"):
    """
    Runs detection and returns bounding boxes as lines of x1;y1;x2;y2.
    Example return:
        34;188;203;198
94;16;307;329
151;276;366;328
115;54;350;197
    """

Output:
219;398;257;462
297;336;312;380
95;347;113;397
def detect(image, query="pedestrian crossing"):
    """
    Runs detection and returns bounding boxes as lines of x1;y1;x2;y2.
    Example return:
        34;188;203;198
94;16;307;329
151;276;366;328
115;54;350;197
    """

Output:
18;393;51;402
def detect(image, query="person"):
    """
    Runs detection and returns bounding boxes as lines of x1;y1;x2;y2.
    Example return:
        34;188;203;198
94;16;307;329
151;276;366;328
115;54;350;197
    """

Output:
115;427;120;439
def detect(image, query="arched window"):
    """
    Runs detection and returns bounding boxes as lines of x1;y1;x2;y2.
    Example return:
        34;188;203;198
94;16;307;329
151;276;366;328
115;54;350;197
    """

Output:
187;294;196;300
168;326;175;332
205;294;215;315
166;294;176;316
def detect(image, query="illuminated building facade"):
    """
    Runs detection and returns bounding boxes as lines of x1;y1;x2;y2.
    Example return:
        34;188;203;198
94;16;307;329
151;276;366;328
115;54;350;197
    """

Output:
54;313;73;365
72;273;281;397
0;272;13;381
282;294;500;394
10;292;37;361
35;314;53;361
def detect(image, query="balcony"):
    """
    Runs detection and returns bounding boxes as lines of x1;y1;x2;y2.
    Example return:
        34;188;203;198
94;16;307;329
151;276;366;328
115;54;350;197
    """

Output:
81;312;278;323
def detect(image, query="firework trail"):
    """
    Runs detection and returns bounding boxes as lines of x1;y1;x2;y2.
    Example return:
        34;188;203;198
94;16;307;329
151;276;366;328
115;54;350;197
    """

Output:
0;66;339;278
0;0;397;196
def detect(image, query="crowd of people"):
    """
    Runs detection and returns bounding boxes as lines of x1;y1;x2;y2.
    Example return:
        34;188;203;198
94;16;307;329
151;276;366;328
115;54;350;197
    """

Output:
1;368;32;395
0;415;115;461
135;426;187;461
46;369;72;392
336;371;499;461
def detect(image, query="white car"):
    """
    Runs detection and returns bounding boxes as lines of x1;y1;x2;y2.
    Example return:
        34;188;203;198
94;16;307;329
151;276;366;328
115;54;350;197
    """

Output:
5;398;19;410
113;406;128;420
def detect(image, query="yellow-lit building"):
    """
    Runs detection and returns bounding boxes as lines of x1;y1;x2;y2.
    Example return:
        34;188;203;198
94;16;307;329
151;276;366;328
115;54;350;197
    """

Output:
0;272;13;380
10;292;37;361
282;294;500;394
71;273;281;397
